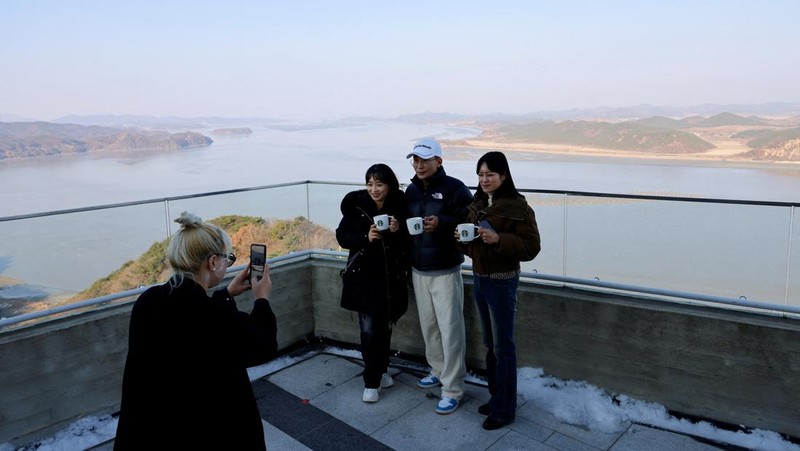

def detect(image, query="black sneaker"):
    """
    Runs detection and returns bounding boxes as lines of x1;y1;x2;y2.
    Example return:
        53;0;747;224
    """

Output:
478;403;491;416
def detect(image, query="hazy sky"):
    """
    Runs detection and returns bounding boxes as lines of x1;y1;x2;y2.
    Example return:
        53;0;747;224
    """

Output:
2;0;799;121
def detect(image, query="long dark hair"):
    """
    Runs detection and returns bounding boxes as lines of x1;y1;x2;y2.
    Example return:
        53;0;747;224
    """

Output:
365;163;400;191
475;151;522;199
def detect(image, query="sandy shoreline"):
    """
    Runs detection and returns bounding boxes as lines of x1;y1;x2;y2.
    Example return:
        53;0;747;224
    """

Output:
445;139;800;169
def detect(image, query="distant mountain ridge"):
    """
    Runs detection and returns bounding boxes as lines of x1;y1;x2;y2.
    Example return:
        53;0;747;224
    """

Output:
0;121;212;159
490;121;714;153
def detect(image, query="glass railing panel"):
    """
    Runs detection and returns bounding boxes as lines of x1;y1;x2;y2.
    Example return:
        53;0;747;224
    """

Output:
163;185;310;229
564;196;793;304
164;184;318;255
0;203;169;318
520;193;565;276
305;182;360;250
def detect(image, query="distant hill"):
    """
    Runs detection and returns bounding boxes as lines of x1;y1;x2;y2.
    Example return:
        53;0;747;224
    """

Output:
632;113;767;129
493;120;714;153
0;121;212;159
54;114;283;129
733;127;800;161
692;112;767;127
210;127;253;136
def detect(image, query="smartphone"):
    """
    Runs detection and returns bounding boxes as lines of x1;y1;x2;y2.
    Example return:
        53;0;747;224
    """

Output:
250;244;267;283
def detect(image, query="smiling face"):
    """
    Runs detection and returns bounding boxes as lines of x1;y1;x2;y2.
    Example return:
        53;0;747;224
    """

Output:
367;176;389;206
477;162;506;195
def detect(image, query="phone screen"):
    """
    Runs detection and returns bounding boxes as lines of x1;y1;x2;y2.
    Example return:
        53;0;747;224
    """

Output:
250;244;266;283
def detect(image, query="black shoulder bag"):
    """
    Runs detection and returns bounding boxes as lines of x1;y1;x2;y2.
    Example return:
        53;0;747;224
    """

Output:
340;249;365;312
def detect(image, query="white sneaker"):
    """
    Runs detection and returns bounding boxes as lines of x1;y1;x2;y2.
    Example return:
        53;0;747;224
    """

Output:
362;388;380;403
380;373;394;388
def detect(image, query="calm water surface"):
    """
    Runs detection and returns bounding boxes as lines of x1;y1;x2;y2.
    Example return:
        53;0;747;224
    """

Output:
1;121;799;307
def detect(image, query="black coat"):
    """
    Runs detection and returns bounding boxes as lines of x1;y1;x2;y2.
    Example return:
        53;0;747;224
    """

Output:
114;279;277;451
336;189;409;323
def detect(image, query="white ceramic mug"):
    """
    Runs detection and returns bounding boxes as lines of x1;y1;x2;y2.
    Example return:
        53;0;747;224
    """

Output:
457;223;480;242
373;214;390;231
406;217;424;235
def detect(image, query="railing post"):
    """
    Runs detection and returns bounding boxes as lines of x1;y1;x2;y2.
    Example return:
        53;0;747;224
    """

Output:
785;205;795;305
562;192;569;278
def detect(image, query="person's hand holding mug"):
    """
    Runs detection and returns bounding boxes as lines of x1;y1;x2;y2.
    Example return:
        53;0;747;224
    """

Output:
388;216;399;233
478;226;499;244
423;215;439;233
368;224;381;242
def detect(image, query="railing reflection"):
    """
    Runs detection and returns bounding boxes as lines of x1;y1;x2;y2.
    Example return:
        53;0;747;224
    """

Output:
0;181;797;327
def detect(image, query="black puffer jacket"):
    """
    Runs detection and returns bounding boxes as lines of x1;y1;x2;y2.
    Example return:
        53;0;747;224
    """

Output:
405;167;473;271
335;189;409;323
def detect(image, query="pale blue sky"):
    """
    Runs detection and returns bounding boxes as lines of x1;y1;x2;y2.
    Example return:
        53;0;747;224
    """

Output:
2;0;798;121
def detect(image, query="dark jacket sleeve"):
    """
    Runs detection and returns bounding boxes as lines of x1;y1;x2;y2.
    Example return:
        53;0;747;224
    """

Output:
213;289;278;368
336;191;369;252
434;180;473;241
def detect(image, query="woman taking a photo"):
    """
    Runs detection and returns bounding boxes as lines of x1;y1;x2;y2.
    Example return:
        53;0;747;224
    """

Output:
115;211;278;450
336;163;409;403
457;151;541;430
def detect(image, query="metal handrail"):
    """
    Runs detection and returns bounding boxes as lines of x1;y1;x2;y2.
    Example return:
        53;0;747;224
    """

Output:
3;181;799;223
1;181;798;328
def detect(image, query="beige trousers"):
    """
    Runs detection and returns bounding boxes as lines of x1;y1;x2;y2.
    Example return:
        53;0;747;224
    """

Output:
412;268;466;400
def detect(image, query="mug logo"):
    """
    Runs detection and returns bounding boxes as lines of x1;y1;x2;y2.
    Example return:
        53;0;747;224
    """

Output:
377;220;385;227
414;223;421;231
461;230;469;238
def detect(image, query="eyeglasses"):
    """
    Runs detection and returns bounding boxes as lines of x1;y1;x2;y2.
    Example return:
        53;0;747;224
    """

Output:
216;252;236;267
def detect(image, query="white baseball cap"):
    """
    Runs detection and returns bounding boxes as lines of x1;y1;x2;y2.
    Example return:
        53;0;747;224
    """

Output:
406;138;442;159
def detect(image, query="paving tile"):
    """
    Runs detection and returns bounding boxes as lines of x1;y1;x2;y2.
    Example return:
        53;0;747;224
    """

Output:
487;430;559;451
609;424;725;451
370;397;506;451
267;353;363;400
262;420;312;451
544;432;604;451
506;416;557;443
312;370;429;435
516;399;625;449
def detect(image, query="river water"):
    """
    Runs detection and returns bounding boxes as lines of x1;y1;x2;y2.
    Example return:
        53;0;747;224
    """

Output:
1;120;799;309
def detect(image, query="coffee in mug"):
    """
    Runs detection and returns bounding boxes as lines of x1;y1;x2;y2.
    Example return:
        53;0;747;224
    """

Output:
406;217;423;235
373;214;390;231
457;223;480;242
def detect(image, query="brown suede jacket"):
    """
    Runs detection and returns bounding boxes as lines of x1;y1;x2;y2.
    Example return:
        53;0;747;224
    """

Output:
463;194;541;277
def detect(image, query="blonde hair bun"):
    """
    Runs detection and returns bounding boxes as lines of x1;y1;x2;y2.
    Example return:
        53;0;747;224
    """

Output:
175;211;204;228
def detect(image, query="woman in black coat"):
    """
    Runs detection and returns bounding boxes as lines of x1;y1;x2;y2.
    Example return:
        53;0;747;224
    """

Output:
336;163;409;403
114;212;277;450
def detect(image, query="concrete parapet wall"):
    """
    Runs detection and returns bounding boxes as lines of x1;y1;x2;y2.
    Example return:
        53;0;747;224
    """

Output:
1;257;798;445
0;261;314;446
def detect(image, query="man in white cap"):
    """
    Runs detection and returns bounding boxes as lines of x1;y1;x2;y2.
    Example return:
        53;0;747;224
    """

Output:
404;137;473;414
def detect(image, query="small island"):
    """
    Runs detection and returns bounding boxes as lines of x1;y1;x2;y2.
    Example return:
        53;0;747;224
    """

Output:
210;127;253;136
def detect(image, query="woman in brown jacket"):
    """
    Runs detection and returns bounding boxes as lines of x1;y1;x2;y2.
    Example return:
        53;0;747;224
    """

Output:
458;151;541;430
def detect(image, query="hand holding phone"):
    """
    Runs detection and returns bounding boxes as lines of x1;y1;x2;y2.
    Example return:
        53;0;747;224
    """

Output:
250;244;267;283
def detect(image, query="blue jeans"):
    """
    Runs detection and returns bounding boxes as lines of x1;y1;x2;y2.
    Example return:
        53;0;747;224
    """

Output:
473;275;519;422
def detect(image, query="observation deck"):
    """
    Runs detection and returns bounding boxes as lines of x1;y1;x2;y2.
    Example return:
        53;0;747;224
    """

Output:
1;182;798;450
